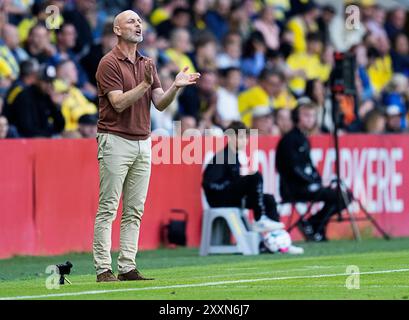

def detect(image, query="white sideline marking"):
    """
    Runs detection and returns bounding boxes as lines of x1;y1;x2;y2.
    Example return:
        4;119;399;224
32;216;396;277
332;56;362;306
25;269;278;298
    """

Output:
56;267;323;286
1;268;409;300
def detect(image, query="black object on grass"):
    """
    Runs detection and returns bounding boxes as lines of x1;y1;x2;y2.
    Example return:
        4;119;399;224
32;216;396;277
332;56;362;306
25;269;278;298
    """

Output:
56;261;73;285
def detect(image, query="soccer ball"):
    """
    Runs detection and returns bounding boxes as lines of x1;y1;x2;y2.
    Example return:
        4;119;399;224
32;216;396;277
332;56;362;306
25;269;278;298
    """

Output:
263;229;292;253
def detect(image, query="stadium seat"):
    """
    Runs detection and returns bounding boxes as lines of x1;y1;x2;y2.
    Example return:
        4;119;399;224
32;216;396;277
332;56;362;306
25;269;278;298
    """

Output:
199;207;261;256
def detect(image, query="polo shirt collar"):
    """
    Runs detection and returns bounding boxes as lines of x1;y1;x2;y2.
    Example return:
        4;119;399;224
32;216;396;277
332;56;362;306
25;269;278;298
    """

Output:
113;45;144;62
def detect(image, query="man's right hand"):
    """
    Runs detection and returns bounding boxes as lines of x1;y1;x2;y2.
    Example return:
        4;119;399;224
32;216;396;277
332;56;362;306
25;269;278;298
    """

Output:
143;59;154;86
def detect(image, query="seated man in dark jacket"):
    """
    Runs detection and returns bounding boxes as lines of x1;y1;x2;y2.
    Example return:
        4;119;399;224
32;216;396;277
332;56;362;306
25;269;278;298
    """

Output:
276;98;351;242
202;121;284;233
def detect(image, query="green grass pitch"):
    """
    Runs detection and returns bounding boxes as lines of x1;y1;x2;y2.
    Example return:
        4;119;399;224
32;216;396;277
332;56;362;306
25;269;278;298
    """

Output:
1;238;409;300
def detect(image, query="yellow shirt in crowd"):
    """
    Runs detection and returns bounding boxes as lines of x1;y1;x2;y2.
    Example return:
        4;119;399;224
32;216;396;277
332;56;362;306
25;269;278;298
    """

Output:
287;17;305;53
368;55;393;94
238;85;297;127
54;80;97;131
254;0;290;20
164;48;196;73
0;45;19;80
17;15;63;44
286;15;318;54
150;8;170;26
286;52;331;95
0;57;13;80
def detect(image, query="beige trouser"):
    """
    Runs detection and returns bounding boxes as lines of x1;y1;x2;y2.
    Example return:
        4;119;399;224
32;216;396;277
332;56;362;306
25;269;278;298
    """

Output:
93;133;151;275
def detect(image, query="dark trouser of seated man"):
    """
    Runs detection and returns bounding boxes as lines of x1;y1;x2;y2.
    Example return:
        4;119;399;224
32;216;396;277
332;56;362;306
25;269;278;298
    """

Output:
276;99;352;242
284;183;352;241
202;121;284;233
204;171;283;232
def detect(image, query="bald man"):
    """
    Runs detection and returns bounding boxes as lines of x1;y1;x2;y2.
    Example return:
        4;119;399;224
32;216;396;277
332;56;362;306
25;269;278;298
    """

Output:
93;10;200;282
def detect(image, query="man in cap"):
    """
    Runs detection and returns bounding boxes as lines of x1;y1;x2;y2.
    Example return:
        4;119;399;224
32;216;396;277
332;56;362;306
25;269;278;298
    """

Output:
6;64;65;137
385;105;404;133
78;113;98;138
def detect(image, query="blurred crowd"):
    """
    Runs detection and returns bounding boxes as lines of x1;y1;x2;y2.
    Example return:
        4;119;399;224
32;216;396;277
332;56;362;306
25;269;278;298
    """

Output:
0;0;409;139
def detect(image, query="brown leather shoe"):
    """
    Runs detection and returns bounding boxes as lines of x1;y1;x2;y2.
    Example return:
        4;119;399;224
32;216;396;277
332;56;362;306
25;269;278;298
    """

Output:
96;270;119;282
118;269;154;281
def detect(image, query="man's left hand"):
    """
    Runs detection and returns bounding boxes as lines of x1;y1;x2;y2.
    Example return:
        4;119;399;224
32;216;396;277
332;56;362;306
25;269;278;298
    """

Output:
174;66;201;88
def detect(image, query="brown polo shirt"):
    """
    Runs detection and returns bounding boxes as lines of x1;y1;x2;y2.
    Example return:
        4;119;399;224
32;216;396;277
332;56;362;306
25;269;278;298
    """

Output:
96;45;162;140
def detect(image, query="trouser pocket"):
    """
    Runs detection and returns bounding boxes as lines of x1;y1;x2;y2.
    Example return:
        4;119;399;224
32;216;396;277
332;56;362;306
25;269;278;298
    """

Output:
96;133;112;161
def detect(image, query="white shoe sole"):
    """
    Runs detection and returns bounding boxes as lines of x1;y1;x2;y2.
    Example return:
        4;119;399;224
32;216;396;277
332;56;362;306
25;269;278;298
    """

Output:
287;246;304;255
252;222;285;233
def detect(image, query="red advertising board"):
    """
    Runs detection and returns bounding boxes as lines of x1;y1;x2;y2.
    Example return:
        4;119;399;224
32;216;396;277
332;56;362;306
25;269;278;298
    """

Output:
0;134;407;258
